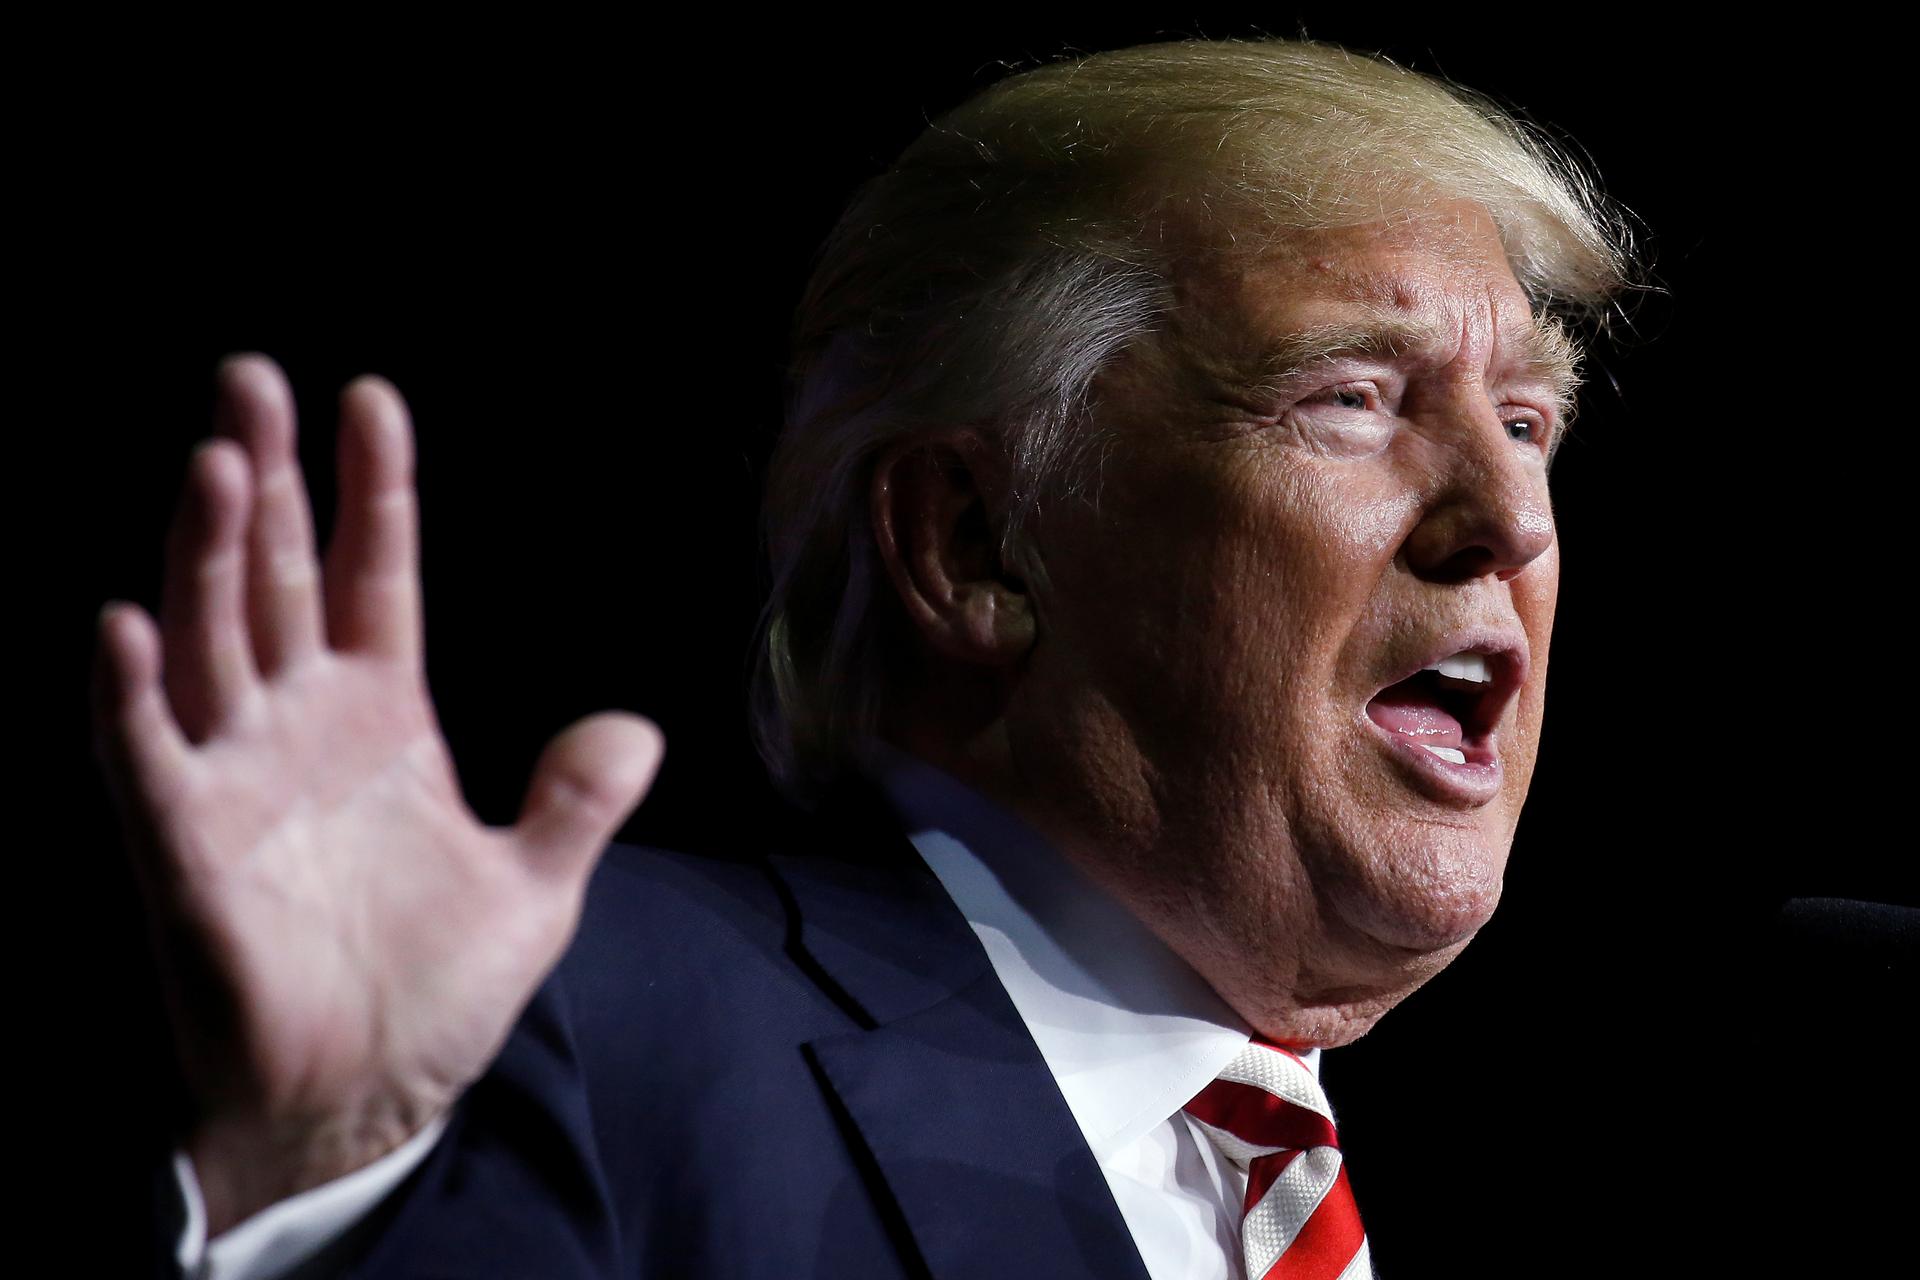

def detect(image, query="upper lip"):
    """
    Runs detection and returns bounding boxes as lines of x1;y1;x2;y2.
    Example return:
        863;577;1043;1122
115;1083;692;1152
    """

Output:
1367;627;1530;741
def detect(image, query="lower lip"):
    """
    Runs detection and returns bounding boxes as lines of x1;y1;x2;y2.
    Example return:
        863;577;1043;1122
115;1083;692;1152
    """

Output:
1361;713;1504;807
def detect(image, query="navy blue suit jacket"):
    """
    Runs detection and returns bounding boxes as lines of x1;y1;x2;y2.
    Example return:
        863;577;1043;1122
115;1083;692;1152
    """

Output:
295;783;1154;1279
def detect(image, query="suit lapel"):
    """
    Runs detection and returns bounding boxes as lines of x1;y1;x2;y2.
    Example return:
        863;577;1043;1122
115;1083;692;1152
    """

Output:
766;786;1153;1280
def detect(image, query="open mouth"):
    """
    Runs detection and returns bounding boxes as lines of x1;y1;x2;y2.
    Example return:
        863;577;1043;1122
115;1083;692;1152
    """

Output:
1364;650;1519;770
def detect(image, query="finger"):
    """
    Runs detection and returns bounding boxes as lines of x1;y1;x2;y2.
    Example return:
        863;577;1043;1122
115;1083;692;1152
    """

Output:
214;354;325;674
512;714;665;883
92;600;192;807
160;440;260;740
323;376;421;662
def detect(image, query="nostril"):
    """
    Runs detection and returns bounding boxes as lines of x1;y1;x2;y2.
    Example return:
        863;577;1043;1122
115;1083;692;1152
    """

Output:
1404;492;1553;584
1422;544;1502;585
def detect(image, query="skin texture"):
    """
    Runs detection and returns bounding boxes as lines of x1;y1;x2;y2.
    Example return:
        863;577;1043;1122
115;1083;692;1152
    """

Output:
91;358;665;1233
879;201;1563;1048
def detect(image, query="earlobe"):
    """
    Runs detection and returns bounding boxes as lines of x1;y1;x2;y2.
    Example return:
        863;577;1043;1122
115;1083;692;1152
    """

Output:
950;578;1036;659
870;436;1036;667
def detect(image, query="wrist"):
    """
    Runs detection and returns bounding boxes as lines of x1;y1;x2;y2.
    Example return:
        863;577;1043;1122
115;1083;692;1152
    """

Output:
187;1098;445;1237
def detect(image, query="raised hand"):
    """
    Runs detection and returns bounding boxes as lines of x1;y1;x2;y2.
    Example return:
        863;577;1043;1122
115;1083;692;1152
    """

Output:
92;356;663;1235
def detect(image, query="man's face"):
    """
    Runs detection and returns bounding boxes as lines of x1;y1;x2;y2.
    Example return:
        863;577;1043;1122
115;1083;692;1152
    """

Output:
1003;201;1569;1044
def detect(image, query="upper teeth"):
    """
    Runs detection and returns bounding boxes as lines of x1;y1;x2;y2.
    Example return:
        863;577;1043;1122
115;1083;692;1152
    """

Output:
1424;653;1494;684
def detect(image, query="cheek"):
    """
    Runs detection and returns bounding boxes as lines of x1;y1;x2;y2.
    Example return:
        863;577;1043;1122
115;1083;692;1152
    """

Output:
1150;463;1425;753
1202;439;1409;554
1032;448;1420;742
1222;466;1422;659
1517;546;1560;710
1503;544;1560;788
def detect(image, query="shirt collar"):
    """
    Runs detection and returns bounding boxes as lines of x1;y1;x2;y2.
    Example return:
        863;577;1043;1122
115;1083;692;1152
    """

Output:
874;748;1316;1162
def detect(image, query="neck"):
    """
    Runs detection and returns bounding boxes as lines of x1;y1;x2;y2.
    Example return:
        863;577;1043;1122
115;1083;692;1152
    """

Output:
881;719;1445;1049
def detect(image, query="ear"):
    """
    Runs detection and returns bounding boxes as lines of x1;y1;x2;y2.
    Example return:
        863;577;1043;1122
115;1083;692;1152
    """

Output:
870;434;1036;666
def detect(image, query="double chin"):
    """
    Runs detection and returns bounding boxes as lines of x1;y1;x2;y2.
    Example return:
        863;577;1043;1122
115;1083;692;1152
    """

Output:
1316;833;1508;959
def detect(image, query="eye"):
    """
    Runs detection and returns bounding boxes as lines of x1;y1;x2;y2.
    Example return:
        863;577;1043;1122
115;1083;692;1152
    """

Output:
1501;410;1550;447
1277;380;1395;458
1307;382;1382;412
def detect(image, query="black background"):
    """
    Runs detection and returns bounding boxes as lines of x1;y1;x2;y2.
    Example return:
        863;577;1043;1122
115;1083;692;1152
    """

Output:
34;13;1909;1274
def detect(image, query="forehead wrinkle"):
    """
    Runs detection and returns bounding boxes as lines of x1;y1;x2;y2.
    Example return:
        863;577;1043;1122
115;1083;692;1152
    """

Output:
1242;275;1582;426
1331;268;1583;408
1240;313;1433;395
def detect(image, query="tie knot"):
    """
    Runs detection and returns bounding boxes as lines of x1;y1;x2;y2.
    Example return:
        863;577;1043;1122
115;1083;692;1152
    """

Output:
1182;1041;1371;1279
1183;1040;1340;1162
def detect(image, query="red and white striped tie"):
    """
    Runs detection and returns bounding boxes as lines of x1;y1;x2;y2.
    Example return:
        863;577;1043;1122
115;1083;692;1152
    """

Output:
1183;1041;1371;1280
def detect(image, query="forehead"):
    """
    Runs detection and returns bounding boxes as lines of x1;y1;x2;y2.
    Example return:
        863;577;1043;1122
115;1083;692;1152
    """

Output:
1158;201;1539;371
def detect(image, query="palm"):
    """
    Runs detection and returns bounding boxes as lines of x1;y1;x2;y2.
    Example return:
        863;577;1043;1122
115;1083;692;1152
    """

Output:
93;356;661;1225
174;657;526;1122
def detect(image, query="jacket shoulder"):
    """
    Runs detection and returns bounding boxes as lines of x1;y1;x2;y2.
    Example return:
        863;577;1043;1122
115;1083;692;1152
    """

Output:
559;842;824;1051
543;835;931;1275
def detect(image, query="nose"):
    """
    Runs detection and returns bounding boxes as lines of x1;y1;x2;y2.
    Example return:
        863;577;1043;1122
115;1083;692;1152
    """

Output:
1400;412;1555;585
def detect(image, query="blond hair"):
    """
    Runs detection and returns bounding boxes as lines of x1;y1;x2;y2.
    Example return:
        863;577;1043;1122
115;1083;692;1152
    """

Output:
753;38;1636;796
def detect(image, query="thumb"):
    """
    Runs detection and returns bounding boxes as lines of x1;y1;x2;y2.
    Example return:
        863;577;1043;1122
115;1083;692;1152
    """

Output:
512;712;665;879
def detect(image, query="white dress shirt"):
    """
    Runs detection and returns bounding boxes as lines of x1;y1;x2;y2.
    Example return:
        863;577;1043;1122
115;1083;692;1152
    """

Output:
173;1117;448;1280
882;749;1300;1280
175;752;1320;1278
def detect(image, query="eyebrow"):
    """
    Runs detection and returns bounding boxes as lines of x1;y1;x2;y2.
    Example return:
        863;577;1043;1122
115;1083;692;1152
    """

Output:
1243;308;1585;432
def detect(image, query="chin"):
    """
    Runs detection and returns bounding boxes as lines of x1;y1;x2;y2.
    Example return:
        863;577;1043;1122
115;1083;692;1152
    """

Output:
1244;980;1425;1051
1273;1000;1399;1050
1318;827;1509;956
1345;879;1500;953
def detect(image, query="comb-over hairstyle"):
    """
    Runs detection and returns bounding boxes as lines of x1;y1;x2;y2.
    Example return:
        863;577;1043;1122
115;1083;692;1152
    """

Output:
753;38;1636;797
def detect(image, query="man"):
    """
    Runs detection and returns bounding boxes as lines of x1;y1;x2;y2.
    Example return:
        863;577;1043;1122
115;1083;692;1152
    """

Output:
97;38;1630;1278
